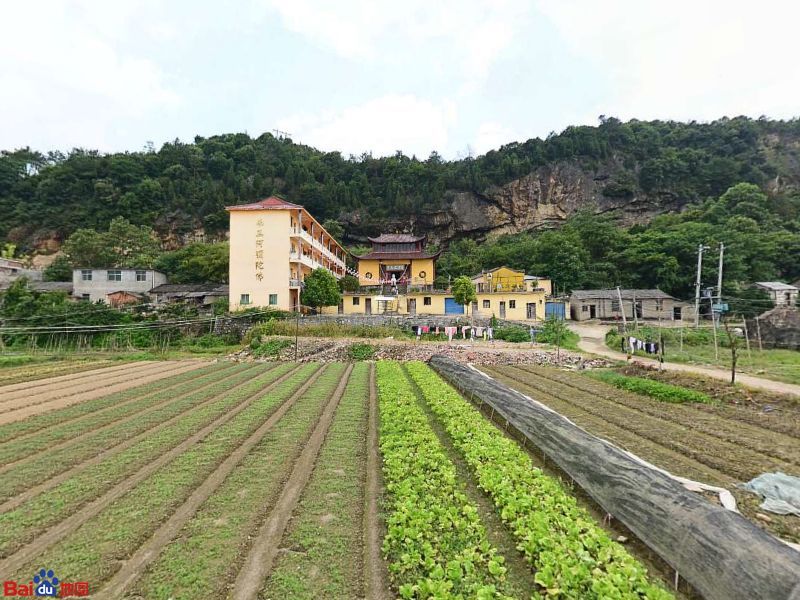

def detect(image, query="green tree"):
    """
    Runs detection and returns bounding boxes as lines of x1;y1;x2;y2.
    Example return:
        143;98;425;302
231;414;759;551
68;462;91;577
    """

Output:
42;255;73;281
154;242;229;283
322;219;345;242
107;217;161;267
62;228;116;267
338;274;360;292
300;268;340;313
451;275;477;316
62;217;161;268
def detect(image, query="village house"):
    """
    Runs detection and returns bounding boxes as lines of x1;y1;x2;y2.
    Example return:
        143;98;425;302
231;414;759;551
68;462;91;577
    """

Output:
226;196;347;311
754;281;798;307
328;250;564;321
72;268;167;303
569;289;695;322
150;283;229;307
0;257;42;285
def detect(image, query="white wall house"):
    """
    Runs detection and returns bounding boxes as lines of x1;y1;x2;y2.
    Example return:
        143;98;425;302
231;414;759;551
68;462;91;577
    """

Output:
754;281;798;307
72;268;167;303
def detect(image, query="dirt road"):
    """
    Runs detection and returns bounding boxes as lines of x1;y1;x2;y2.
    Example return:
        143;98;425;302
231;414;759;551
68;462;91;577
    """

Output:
570;322;800;397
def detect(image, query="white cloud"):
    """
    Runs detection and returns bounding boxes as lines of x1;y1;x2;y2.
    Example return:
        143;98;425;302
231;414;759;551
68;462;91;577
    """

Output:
264;0;529;90
277;94;457;157
536;0;800;122
0;1;181;151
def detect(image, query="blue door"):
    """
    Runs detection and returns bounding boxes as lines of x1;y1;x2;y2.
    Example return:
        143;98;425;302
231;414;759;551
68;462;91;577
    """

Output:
444;297;464;314
545;302;566;320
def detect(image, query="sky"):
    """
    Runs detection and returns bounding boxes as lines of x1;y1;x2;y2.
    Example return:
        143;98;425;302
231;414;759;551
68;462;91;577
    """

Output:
2;0;799;159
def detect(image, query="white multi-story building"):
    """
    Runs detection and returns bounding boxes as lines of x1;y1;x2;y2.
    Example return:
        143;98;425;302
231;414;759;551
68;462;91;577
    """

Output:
72;268;167;303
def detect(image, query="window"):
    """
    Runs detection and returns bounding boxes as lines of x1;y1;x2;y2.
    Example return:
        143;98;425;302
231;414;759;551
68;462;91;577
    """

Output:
269;294;278;305
655;299;663;311
135;270;147;282
364;272;373;280
107;270;122;282
353;297;360;306
509;300;516;309
81;293;91;301
611;300;620;311
423;296;431;306
240;293;250;305
81;269;92;281
483;299;490;309
418;270;427;279
582;305;589;312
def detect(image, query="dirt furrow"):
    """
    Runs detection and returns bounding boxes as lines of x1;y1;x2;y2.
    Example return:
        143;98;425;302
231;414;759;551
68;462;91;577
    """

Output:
0;364;308;577
0;360;117;387
494;366;795;481
231;364;354;600
0;362;238;457
520;366;800;466
0;362;203;425
98;365;332;599
0;365;267;512
483;366;734;486
364;363;391;600
0;360;190;408
0;360;143;393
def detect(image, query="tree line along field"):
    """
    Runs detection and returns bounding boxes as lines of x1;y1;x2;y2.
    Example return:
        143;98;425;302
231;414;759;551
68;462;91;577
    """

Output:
1;358;744;599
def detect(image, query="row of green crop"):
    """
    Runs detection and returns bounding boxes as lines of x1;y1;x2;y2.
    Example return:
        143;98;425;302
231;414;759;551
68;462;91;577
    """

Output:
376;361;514;599
0;362;239;465
128;364;348;599
405;362;672;599
0;363;300;558
0;364;265;503
0;362;223;444
9;363;327;587
261;362;370;599
586;370;712;404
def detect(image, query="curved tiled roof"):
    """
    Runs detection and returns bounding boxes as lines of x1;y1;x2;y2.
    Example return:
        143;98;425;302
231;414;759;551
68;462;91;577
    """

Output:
367;233;426;243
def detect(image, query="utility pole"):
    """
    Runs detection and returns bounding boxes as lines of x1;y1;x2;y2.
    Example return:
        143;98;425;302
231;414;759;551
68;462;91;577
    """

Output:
616;286;627;329
716;242;725;304
694;244;710;327
632;290;639;330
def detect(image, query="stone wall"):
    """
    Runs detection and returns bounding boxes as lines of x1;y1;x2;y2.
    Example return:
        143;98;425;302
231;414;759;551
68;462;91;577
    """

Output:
748;307;800;350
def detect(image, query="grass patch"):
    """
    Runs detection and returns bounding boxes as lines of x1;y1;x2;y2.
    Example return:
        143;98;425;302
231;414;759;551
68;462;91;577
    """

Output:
246;319;411;341
606;327;800;386
347;342;376;361
587;370;713;404
250;337;293;358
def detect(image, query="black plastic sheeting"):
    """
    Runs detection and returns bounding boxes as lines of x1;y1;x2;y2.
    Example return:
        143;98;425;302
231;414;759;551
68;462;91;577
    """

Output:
429;355;800;600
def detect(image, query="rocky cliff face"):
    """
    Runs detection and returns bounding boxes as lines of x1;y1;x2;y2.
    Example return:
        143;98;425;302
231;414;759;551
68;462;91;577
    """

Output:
343;159;690;245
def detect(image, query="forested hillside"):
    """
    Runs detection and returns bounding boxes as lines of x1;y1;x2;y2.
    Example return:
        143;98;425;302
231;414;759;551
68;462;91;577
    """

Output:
2;116;800;250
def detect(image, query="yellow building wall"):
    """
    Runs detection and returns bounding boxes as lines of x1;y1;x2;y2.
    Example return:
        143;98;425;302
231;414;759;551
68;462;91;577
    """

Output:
472;292;547;320
528;278;552;295
357;259;381;285
229;210;292;311
410;258;435;285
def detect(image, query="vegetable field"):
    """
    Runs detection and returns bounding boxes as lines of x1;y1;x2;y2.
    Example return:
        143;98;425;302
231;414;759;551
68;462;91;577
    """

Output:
0;358;715;598
482;364;800;544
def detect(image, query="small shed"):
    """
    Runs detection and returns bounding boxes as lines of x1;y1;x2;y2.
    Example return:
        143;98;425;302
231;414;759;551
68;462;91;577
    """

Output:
569;289;694;322
107;290;148;307
754;282;798;307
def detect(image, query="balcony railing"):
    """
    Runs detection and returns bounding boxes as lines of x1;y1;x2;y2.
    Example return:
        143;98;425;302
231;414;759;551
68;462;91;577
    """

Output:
290;227;345;268
289;278;303;288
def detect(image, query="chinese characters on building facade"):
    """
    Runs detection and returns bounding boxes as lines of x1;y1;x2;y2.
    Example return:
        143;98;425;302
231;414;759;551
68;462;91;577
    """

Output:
255;219;264;281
